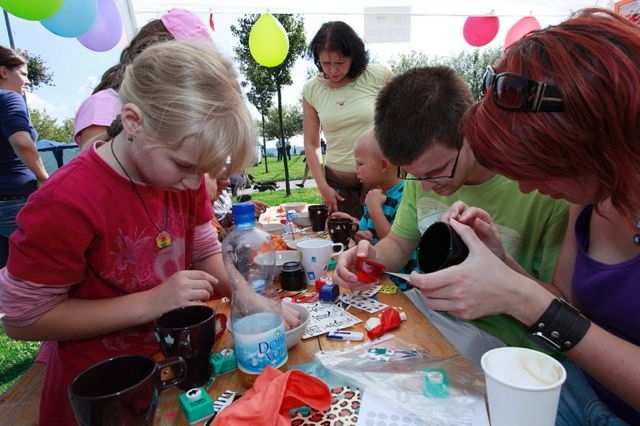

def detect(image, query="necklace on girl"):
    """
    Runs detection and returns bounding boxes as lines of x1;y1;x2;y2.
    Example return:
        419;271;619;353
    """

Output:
110;139;172;249
634;219;640;246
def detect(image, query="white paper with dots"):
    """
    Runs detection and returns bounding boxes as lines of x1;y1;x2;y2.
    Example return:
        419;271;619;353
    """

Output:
356;391;489;426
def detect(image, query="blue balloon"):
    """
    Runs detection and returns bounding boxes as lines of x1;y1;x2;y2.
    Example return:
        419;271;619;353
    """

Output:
41;0;97;38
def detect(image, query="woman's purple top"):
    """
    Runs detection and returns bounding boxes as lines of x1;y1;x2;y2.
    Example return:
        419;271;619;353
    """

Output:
572;205;640;424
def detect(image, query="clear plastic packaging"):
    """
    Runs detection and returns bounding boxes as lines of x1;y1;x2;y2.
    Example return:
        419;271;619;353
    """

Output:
315;335;487;425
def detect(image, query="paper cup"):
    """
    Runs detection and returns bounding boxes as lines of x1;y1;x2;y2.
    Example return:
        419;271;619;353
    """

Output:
296;238;344;284
481;347;566;426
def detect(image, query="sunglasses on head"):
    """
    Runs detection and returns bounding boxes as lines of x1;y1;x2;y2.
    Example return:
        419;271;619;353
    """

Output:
481;66;564;112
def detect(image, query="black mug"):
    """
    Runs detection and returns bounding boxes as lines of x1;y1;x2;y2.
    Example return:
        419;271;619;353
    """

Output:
154;305;226;390
280;261;307;291
327;217;358;247
308;204;329;232
417;221;469;273
69;355;186;426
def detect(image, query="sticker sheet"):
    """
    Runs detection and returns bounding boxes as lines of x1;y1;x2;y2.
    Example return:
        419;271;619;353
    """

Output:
299;303;362;339
340;286;388;313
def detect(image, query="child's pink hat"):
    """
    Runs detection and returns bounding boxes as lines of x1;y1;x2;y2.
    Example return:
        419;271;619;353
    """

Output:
161;8;212;42
73;88;122;147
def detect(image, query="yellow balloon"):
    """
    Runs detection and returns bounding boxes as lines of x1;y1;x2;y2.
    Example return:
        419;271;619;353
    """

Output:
249;13;289;68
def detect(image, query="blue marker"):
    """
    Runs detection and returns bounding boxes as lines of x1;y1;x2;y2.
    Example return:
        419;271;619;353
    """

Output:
327;331;364;341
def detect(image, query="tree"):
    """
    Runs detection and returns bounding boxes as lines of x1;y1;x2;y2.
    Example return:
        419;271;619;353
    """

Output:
16;49;54;90
263;104;303;140
390;48;501;99
231;14;306;191
29;109;73;142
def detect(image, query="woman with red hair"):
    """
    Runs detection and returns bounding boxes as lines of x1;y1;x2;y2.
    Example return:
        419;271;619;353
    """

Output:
410;9;639;424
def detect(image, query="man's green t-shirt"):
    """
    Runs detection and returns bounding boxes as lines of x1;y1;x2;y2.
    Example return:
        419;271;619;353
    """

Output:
392;175;568;350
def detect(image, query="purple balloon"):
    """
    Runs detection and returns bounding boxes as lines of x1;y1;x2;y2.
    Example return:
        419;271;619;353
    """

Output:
78;0;122;52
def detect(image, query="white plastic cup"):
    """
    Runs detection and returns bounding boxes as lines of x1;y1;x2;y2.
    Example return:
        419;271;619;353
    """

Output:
296;238;344;284
481;347;566;426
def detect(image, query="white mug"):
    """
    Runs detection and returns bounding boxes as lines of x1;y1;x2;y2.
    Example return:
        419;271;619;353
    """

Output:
296;238;344;284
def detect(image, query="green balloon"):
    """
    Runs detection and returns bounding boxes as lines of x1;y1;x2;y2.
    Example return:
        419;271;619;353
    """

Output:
249;13;289;68
0;0;63;21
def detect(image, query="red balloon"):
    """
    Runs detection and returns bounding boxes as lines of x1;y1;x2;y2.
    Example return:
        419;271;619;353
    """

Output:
505;16;541;48
463;16;500;47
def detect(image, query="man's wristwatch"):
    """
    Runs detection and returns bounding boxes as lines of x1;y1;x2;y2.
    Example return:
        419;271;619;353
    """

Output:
528;298;591;352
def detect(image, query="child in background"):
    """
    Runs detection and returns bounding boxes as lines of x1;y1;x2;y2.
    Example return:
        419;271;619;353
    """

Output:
0;41;255;425
333;129;417;287
204;171;268;241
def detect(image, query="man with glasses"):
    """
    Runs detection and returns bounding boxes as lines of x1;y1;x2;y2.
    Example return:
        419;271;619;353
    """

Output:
334;66;568;364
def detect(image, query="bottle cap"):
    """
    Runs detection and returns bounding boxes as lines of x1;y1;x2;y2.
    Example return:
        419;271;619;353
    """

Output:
232;202;256;227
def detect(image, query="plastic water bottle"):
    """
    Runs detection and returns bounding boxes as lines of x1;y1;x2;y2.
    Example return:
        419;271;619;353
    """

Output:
221;202;288;386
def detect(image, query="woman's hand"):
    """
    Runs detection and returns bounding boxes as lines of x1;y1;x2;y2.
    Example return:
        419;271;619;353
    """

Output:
319;183;344;212
148;270;216;317
440;201;506;261
409;219;528;320
334;239;376;291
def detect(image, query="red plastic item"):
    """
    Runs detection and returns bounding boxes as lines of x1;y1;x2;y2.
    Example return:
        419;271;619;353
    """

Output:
365;307;403;340
314;278;327;293
356;257;386;284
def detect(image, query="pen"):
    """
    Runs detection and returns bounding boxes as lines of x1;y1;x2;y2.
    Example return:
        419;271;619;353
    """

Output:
327;331;364;341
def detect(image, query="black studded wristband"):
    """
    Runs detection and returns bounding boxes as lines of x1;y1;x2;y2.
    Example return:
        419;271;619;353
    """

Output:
528;298;591;352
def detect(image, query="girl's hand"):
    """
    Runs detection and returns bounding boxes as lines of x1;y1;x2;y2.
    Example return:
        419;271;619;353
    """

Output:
149;270;216;317
319;184;344;212
409;219;523;320
440;201;506;261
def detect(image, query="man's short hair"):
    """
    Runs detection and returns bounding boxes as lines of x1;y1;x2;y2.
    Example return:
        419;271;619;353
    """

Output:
375;66;472;165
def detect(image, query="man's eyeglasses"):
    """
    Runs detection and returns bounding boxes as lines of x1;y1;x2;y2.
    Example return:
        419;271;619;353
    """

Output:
481;66;563;112
397;147;461;182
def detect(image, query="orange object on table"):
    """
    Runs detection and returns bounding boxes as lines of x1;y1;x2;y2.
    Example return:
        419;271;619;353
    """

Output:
212;366;331;426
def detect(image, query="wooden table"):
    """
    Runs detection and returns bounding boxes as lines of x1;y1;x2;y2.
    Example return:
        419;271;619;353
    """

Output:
154;284;458;425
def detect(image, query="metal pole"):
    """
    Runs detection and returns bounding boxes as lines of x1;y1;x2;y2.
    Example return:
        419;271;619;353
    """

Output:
261;111;268;173
276;79;291;196
3;9;16;49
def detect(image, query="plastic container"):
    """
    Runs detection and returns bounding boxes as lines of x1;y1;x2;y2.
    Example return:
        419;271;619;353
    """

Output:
222;203;288;386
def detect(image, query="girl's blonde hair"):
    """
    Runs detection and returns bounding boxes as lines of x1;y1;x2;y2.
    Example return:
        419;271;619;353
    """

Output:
119;40;255;177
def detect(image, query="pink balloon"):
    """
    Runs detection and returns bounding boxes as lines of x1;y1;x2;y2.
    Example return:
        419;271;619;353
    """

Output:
77;0;122;52
504;16;541;48
463;16;500;47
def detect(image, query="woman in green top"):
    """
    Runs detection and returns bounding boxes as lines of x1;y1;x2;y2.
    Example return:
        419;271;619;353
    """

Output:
303;21;392;217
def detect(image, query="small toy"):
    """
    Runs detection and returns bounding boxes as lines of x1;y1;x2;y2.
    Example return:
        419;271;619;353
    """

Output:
210;348;237;375
423;368;449;398
319;282;340;302
179;388;215;425
364;307;407;340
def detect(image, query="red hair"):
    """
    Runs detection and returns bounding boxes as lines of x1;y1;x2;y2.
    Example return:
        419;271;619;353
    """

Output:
465;8;640;218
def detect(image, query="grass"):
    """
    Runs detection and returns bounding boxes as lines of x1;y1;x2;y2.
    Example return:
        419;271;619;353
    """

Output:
248;154;307;182
0;324;40;395
248;187;322;206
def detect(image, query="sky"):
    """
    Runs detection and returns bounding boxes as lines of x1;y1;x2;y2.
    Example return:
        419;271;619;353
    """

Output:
0;0;612;143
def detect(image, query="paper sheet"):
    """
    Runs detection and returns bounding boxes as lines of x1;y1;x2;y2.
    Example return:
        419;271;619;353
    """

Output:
356;391;489;426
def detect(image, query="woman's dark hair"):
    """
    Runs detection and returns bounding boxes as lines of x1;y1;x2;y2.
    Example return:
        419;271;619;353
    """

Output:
0;46;27;69
308;21;369;79
93;19;173;93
